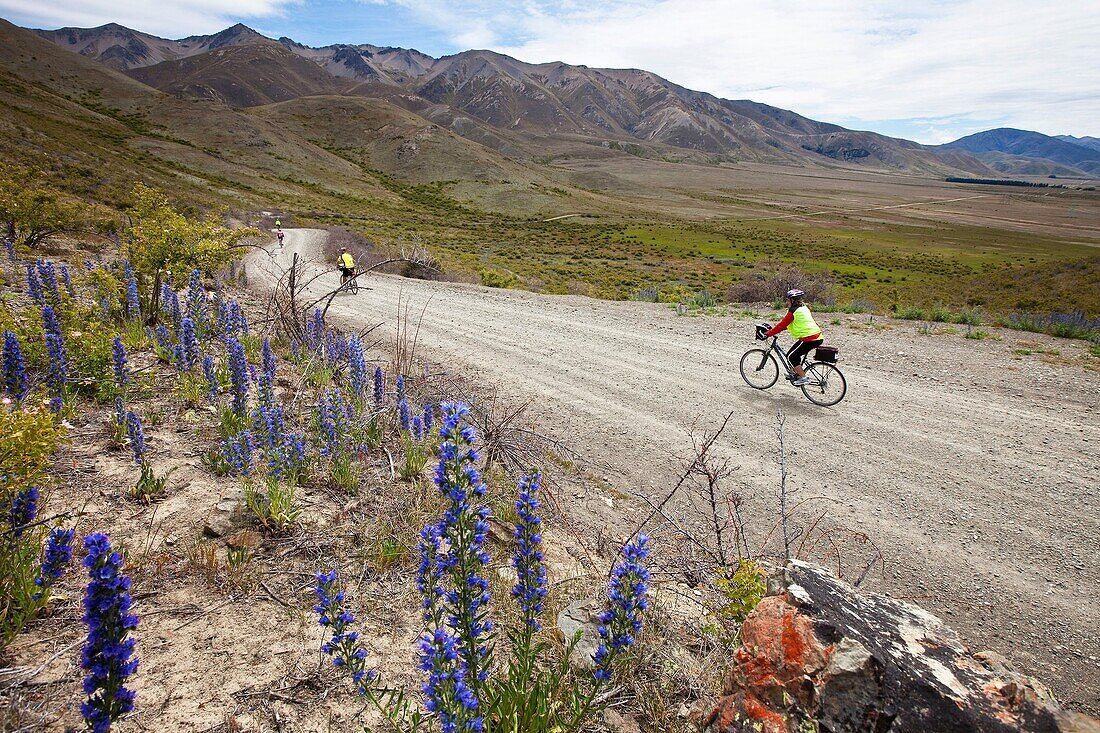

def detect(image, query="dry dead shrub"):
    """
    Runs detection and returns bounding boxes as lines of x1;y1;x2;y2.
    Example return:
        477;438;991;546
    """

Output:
726;260;835;303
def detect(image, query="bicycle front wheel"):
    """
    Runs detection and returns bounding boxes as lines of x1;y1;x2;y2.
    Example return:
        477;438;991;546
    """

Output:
800;362;847;406
740;349;779;389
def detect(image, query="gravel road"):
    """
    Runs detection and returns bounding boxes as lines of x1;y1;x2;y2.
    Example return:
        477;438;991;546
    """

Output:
253;229;1100;712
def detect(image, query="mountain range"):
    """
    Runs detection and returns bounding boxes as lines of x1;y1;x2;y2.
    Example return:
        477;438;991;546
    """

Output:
939;128;1100;176
31;21;993;177
13;18;1100;198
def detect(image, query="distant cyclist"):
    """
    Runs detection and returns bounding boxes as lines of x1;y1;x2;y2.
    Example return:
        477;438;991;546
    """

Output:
276;229;284;243
274;218;282;228
337;247;356;287
758;288;822;386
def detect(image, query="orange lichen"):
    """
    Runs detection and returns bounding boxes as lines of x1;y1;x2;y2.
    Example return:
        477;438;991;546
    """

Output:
742;694;788;733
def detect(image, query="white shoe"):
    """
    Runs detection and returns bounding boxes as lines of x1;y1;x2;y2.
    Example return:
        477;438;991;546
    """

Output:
792;376;811;386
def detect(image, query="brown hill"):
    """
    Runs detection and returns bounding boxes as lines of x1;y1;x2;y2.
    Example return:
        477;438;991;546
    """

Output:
0;19;616;219
35;22;993;177
128;43;354;107
34;22;270;70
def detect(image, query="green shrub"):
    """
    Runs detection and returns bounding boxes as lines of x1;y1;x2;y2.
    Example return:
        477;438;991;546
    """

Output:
479;268;518;289
927;305;952;323
895;305;926;320
0;407;68;640
245;477;301;533
713;559;767;627
688;289;719;310
953;308;983;326
400;436;430;481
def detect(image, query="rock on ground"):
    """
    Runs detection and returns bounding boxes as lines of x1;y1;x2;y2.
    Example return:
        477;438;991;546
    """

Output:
701;560;1099;733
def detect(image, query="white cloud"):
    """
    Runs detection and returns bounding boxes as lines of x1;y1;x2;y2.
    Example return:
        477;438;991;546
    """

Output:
365;0;1100;141
0;0;297;37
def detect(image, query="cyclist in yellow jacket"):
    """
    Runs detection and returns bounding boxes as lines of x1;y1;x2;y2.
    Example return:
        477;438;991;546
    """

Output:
761;288;822;386
337;248;355;287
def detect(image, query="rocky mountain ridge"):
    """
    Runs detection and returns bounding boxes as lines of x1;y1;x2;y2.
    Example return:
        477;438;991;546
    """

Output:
35;21;988;176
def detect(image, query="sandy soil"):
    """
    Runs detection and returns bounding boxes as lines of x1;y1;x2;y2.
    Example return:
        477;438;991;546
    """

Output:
254;228;1100;713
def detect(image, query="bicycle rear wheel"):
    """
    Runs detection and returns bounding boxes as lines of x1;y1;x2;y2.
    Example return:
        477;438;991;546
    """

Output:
739;349;779;389
800;362;846;406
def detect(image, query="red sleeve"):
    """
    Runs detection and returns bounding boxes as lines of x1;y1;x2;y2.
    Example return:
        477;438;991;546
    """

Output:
765;312;793;337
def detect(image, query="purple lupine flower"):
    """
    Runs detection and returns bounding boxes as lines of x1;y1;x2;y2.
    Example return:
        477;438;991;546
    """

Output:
418;627;481;732
154;325;171;354
310;309;325;352
125;412;145;466
423;403;434;434
511;472;547;631
123;261;140;321
252;375;304;481
225;337;249;417
37;260;60;303
426;402;493;688
215;293;231;336
158;281;173;317
42;304;62;338
313;571;377;696
417;523;446;622
43;306;67;411
261;337;276;381
26;263;44;304
7;486;39;537
593;535;650;683
396;375;406;403
229;301;248;337
80;532;139;733
44;332;67;413
318;388;351;458
111;337;128;391
179;317;198;371
399;399;411;432
34;527;75;600
185;269;207;332
2;331;28;401
60;264;74;296
202;355;219;405
222;430;254;476
169;289;182;332
113;397;126;433
269;432;307;481
348;336;367;399
412;415;424;441
4;237;14;261
373;366;384;408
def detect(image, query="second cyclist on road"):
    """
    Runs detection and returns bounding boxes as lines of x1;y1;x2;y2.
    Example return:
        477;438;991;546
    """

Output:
337;247;356;288
759;288;822;386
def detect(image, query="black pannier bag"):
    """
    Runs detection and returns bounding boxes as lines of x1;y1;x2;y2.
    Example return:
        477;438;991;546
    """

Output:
815;346;839;363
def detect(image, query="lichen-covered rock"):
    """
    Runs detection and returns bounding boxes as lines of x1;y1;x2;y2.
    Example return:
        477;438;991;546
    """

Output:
703;560;1099;733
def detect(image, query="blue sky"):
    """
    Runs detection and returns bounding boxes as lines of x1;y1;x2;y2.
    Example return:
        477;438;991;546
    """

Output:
5;0;1098;144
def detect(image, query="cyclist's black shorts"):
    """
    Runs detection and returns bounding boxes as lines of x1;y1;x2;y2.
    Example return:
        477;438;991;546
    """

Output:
338;266;354;278
788;338;823;367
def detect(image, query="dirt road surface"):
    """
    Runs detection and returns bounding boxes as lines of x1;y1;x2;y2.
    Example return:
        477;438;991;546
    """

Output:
253;229;1100;712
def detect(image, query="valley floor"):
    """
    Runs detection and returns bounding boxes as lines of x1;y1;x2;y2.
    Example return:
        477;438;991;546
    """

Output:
254;229;1100;714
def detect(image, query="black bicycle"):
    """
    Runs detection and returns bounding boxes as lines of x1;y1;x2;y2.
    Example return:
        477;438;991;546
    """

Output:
739;325;847;407
338;268;358;295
